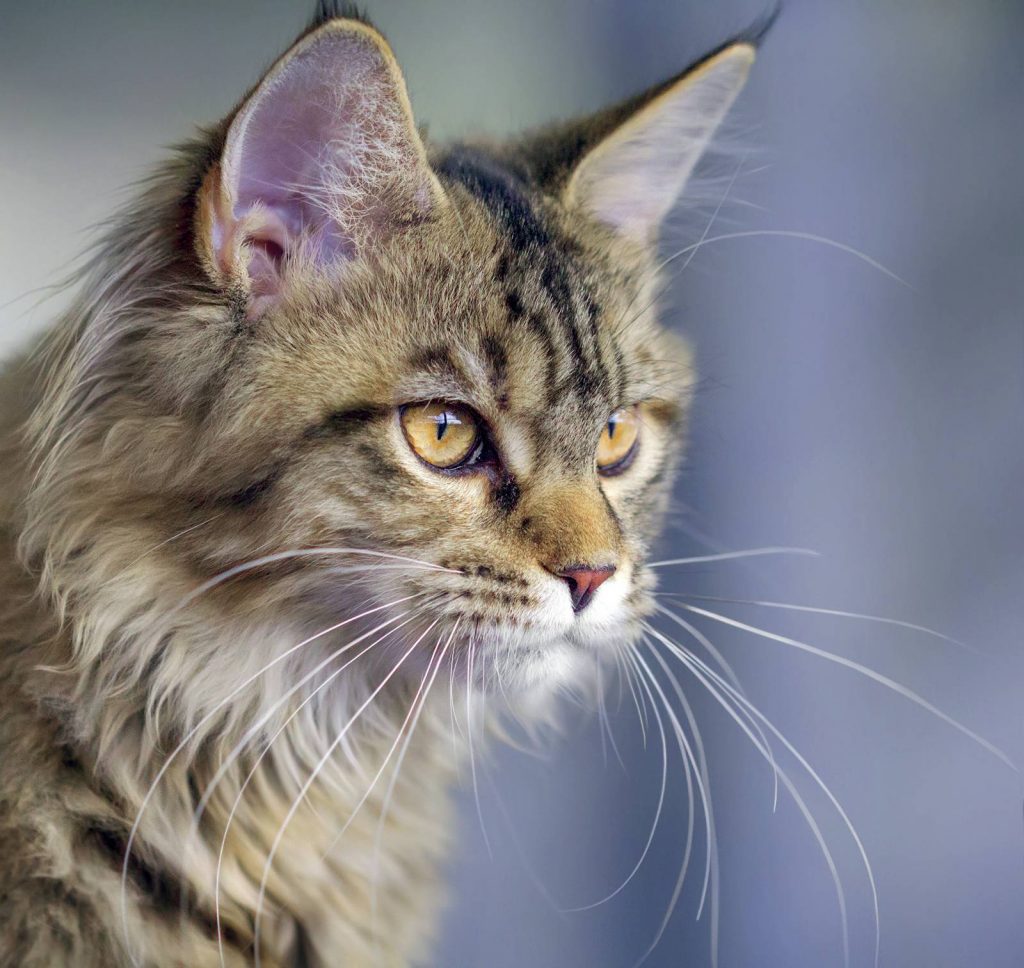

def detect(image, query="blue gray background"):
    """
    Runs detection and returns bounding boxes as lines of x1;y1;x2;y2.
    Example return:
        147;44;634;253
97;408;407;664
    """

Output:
2;2;1022;966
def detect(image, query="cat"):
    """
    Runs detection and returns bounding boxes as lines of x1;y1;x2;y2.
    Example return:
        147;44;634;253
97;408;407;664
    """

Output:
0;3;766;965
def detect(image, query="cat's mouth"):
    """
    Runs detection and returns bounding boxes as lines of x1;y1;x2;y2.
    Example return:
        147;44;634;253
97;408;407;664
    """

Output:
393;559;639;691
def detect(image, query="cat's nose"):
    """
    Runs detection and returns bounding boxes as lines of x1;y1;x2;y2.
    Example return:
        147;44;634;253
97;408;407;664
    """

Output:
553;564;616;613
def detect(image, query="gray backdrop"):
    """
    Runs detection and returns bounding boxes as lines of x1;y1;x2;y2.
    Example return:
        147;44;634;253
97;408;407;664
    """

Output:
2;2;1022;966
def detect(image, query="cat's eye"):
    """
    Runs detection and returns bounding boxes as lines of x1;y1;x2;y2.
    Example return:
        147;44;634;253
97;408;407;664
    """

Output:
596;406;640;474
401;402;483;470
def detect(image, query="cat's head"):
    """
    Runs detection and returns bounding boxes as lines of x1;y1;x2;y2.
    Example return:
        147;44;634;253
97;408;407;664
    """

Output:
25;8;759;717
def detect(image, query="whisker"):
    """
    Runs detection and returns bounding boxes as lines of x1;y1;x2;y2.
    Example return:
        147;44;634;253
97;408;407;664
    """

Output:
119;591;425;964
176;547;457;612
674;152;749;280
654;602;779;810
611;227;910;344
480;764;567;916
124;514;223;570
647;547;820;568
251;617;441;967
666;229;911;287
678;602;1016;770
622;646;650;748
652;612;880;968
206;608;435;967
594;661;628;772
644;624;856;968
341;626;454;867
627;643;714;968
643;643;720;962
367;623;459;954
562;650;669;913
659;592;974;653
466;634;493;859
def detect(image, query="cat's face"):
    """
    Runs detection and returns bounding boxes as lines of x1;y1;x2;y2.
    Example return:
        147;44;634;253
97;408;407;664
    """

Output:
190;191;693;690
29;14;755;705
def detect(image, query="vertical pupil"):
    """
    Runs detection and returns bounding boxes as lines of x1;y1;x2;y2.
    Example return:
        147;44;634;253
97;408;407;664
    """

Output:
607;418;617;439
436;411;448;442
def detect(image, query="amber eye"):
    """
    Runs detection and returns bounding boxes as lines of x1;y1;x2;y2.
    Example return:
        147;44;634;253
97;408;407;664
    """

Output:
596;406;640;473
401;402;483;470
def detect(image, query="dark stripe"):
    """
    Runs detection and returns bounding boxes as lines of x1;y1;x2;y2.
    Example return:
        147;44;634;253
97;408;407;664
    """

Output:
505;289;525;321
583;289;612;393
84;821;247;950
610;338;628;405
492;472;521;515
436;146;550;252
525;311;561;400
408;344;457;375
540;261;600;397
314;405;389;437
225;470;280;508
480;335;509;394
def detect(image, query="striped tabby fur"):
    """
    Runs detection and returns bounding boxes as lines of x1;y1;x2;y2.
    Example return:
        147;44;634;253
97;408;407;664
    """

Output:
0;3;762;965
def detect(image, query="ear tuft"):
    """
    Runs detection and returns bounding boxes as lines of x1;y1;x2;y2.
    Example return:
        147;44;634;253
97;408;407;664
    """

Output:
309;1;372;33
565;43;756;245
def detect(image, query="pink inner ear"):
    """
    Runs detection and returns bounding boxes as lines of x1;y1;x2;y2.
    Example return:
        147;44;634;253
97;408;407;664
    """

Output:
228;34;366;291
211;27;433;309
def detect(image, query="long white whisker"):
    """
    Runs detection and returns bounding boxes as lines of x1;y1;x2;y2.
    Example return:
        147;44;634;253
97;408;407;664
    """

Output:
562;650;669;913
648;547;820;568
209;607;432;967
613;227;910;343
678;603;1016;770
659;592;974;653
644;624;854;968
627;643;713;968
124;514;224;570
642;640;720;964
341;629;452;869
251;617;440;967
465;634;493;859
119;591;424;965
176;548;456;612
663;152;749;297
595;661;628;772
618;644;650;746
654;602;779;811
367;624;458;955
663;229;911;287
653;611;880;968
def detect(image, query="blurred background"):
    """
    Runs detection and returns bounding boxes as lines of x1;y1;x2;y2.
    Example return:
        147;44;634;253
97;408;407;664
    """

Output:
2;1;1022;965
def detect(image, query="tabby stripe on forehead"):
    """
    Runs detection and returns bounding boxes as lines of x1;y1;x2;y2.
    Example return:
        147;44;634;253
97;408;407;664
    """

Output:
436;147;549;251
480;334;509;399
525;311;562;400
540;260;606;397
583;286;613;394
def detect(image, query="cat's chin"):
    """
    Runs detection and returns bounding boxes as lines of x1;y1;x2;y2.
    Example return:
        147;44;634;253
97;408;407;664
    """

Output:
456;614;641;698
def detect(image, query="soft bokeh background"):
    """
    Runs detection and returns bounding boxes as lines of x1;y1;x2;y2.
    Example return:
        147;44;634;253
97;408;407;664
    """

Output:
3;1;1022;965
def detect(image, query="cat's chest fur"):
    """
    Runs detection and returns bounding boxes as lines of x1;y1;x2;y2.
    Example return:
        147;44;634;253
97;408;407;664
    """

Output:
206;702;459;967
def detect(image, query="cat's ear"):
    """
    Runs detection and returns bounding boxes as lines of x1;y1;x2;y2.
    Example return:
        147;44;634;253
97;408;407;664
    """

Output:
563;42;755;245
196;17;444;315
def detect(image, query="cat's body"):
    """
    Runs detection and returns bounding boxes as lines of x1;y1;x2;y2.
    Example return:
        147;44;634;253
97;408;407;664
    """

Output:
0;5;761;965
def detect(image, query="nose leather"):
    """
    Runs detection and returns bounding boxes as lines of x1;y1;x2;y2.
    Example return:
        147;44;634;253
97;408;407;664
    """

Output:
554;565;616;613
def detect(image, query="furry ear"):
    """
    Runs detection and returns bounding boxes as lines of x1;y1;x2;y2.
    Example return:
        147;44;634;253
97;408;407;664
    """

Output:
196;17;444;316
564;43;755;245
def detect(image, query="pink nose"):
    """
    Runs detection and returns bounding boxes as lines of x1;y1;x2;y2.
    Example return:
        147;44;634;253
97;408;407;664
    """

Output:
554;565;616;613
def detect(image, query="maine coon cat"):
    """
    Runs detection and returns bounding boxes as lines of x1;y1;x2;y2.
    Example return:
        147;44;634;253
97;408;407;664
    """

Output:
0;3;767;965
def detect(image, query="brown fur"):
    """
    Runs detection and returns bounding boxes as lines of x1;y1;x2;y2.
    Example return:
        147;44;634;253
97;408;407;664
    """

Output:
0;6;757;966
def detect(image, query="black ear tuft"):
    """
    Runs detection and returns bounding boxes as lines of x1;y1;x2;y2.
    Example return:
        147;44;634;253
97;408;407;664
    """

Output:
309;1;372;31
715;2;782;57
